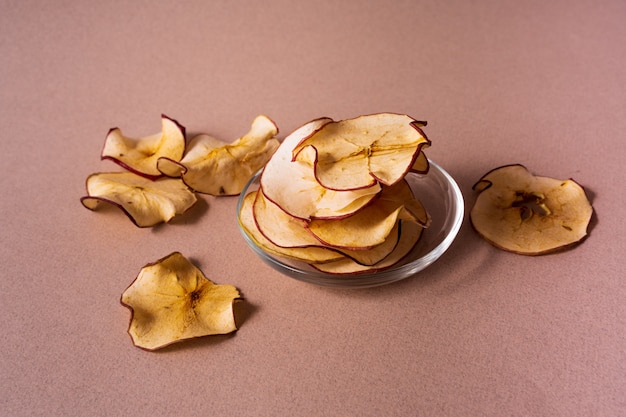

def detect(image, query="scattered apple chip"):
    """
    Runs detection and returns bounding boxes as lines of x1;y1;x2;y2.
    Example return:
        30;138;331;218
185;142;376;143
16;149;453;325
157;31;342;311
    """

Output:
102;114;186;179
291;113;430;190
470;164;593;255
157;115;279;196
80;172;197;227
261;118;381;220
121;252;240;351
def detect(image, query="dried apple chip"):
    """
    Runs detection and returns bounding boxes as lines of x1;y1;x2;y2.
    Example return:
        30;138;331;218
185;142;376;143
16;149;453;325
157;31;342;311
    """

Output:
306;179;429;250
121;252;240;351
261;118;381;220
470;164;593;255
157;115;279;196
312;220;424;274
102;114;186;179
292;113;430;190
80;172;197;227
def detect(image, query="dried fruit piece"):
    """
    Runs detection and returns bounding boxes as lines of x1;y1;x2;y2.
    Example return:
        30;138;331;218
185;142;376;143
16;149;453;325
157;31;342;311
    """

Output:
121;252;240;351
261;118;381;220
306;179;429;249
470;164;593;255
312;220;423;274
102;115;186;179
238;191;344;263
80;172;197;227
291;113;430;190
157;115;279;195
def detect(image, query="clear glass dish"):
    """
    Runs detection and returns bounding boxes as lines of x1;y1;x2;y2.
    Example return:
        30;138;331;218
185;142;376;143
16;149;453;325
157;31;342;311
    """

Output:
236;160;464;288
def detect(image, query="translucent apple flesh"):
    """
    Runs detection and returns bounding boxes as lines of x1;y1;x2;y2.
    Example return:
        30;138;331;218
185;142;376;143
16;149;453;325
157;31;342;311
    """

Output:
470;164;593;255
121;252;240;351
101;114;186;180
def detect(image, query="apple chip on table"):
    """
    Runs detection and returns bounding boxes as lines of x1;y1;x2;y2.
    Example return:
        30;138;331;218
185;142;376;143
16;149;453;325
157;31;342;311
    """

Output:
157;115;280;196
470;164;593;255
82;114;279;227
121;252;240;351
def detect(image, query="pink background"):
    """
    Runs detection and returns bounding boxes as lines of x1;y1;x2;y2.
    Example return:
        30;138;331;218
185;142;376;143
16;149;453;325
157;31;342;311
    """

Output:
1;0;624;416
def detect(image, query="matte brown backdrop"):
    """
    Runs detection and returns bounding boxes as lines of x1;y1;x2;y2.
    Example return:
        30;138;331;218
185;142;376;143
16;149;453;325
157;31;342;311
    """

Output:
1;0;624;416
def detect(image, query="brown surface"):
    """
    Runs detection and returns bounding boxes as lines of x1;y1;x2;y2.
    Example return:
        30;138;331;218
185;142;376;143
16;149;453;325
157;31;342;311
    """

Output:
1;0;624;416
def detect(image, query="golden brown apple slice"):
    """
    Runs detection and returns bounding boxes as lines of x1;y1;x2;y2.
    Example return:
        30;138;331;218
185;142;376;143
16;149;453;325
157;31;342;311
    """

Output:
470;164;593;255
80;172;197;227
238;191;344;263
120;252;240;351
158;115;279;196
249;190;402;265
306;179;430;249
312;220;423;274
102;114;185;179
261;118;381;220
291;113;430;190
410;149;430;174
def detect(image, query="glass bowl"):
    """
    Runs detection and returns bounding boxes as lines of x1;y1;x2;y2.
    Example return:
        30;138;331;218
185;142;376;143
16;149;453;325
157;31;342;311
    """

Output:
236;160;464;288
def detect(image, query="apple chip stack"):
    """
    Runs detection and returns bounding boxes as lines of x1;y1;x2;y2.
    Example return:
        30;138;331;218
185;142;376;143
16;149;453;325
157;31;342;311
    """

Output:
238;113;433;274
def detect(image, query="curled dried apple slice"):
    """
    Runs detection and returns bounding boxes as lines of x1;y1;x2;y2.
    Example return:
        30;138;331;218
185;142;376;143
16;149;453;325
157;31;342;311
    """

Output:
292;113;430;190
470;164;593;255
312;220;423;274
121;252;240;351
261;118;381;220
102;114;185;179
238;191;344;264
249;189;401;265
80;172;197;227
157;115;279;196
306;179;429;250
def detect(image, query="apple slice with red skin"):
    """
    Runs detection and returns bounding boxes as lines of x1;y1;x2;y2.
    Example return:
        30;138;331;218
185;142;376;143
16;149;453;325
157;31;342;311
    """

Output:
249;189;402;265
470;164;593;255
157;115;279;196
260;117;381;220
306;178;430;250
121;252;240;351
312;220;423;274
101;114;186;180
80;172;197;227
291;113;430;190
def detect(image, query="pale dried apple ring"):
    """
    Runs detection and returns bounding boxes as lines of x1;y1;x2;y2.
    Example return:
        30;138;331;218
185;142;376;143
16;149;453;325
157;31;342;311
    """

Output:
470;164;593;255
291;113;430;190
80;172;197;227
260;118;381;220
101;114;186;179
121;252;240;351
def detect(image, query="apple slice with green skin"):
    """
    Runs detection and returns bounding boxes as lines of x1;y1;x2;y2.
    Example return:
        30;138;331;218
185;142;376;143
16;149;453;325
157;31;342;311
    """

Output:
121;252;240;351
80;172;197;227
260;117;381;220
306;179;430;250
470;164;593;255
157;115;279;196
291;113;430;190
102;114;186;180
312;220;423;274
